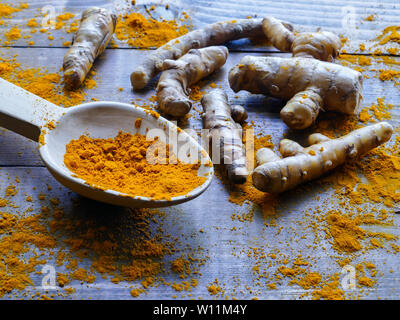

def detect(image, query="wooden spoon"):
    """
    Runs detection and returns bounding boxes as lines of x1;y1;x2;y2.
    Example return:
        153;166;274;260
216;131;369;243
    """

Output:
0;78;213;208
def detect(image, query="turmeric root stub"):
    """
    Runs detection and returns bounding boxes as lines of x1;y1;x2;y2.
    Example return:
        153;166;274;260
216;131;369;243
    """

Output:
64;132;206;200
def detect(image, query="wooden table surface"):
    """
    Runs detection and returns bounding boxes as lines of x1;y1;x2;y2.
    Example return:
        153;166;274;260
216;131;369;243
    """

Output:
0;0;400;300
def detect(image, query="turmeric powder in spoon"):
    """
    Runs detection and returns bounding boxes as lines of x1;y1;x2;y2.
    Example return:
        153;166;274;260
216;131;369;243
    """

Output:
64;131;206;200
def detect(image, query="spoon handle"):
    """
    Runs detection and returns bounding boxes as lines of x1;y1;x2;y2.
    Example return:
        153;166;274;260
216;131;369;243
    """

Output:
0;77;63;142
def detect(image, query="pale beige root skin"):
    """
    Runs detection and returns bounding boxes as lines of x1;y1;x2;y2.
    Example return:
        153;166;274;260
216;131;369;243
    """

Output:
231;105;248;123
291;31;341;61
279;139;304;157
256;148;280;166
130;18;293;90
261;17;294;52
280;86;323;129
228;56;363;129
156;46;228;118
261;18;341;61
308;133;330;145
63;7;117;90
201;90;248;184
252;122;393;193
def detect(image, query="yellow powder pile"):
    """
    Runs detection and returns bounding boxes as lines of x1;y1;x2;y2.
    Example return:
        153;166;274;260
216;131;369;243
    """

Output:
325;213;365;253
358;276;374;287
130;288;142;297
379;69;400;81
207;284;221;295
0;3;21;21
338;54;374;74
115;12;190;48
358;56;372;66
4;26;21;42
64;132;206;200
376;26;400;45
171;257;191;278
367;98;392;121
295;272;322;289
26;18;37;28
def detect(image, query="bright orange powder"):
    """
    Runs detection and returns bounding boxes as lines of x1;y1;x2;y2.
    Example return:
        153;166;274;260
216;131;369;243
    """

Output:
64;131;206;200
114;12;190;48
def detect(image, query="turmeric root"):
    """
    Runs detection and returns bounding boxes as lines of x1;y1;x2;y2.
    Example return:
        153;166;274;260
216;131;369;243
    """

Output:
157;46;228;117
262;17;295;53
229;56;363;129
230;104;249;123
262;17;341;61
130;18;293;90
63;7;117;90
252;122;393;193
291;31;342;61
201;90;248;184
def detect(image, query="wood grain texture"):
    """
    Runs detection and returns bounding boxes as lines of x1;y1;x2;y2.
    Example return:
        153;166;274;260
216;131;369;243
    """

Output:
0;0;399;53
2;167;400;300
0;0;399;300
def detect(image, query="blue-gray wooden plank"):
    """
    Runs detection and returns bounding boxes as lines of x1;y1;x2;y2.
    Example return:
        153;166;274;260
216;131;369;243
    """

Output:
0;0;399;300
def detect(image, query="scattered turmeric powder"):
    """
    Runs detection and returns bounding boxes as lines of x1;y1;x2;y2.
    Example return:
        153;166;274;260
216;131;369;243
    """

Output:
0;192;197;298
379;69;400;81
0;210;57;297
171;257;191;276
312;277;345;300
364;14;376;22
376;26;400;45
0;3;21;22
0;54;96;107
115;12;190;48
326;213;365;252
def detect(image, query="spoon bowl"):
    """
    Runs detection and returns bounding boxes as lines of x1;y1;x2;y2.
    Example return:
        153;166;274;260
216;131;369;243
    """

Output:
0;78;213;208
